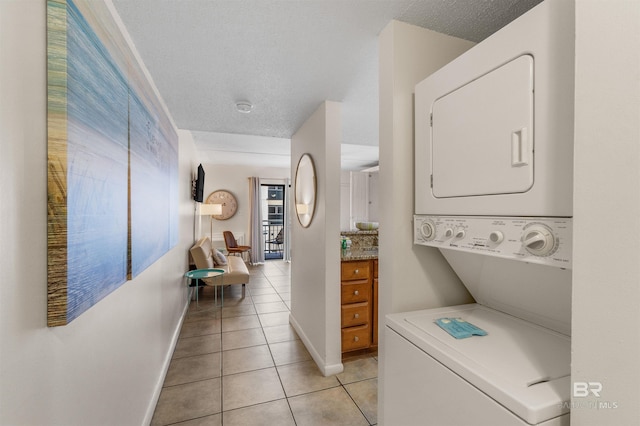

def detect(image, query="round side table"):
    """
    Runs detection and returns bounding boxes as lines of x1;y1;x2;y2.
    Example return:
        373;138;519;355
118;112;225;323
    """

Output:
184;268;225;307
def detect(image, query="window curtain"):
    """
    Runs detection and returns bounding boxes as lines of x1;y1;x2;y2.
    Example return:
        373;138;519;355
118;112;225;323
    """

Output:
283;178;292;262
248;177;265;264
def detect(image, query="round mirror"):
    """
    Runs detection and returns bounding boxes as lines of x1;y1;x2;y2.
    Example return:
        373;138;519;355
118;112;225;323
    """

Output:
294;153;317;228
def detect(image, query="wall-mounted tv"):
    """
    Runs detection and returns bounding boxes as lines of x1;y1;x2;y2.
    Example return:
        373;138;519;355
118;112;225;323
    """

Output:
193;164;205;202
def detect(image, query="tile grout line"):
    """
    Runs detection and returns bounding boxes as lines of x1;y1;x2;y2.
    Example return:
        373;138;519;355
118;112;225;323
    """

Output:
342;382;374;426
221;265;292;424
248;266;299;425
219;295;225;424
255;270;298;425
220;269;253;424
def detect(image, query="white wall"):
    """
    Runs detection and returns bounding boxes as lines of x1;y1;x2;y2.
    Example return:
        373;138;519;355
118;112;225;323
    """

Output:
0;2;197;424
377;20;475;424
290;101;343;376
340;170;351;231
572;0;640;423
197;161;290;246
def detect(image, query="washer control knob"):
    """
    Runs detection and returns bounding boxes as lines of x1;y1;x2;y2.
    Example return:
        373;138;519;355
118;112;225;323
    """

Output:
444;228;454;238
521;224;557;256
419;220;436;241
454;228;465;239
489;231;504;244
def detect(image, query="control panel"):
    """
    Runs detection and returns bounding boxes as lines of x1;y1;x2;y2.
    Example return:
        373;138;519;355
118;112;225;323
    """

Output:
414;215;572;269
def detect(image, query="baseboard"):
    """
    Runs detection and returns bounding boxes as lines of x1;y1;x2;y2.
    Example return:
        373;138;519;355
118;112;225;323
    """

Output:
143;297;190;425
289;313;343;377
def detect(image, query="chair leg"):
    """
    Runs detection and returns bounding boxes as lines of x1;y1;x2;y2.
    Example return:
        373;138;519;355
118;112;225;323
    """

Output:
242;283;245;297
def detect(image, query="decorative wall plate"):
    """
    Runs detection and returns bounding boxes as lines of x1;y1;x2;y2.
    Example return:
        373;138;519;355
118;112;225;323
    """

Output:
205;190;238;220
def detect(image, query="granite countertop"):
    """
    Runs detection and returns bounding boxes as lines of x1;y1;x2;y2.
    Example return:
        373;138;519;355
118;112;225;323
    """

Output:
341;230;379;236
341;248;378;261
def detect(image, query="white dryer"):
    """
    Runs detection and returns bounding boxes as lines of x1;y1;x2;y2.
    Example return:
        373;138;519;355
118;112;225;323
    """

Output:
414;0;574;217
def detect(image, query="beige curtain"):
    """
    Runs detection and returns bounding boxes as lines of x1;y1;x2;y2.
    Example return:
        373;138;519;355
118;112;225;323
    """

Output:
248;177;264;264
283;178;291;262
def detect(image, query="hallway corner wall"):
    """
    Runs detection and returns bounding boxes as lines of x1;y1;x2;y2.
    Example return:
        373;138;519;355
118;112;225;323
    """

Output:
290;101;343;376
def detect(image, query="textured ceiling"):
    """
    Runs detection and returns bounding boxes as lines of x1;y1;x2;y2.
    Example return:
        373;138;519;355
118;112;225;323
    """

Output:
111;0;542;169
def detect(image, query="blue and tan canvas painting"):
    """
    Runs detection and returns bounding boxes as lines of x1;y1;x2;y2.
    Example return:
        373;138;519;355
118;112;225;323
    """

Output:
47;0;178;326
129;89;178;278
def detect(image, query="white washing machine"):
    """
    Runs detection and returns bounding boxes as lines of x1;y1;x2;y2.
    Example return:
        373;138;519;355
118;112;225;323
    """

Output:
386;305;570;426
384;216;572;426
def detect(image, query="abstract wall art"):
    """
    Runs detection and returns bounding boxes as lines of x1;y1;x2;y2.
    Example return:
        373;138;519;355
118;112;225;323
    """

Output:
47;0;178;326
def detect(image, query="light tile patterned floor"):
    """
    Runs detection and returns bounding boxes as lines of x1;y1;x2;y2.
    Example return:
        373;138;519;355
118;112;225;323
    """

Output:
151;261;378;425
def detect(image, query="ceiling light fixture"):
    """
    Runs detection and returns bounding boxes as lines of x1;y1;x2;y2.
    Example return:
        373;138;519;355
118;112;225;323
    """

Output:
236;101;253;113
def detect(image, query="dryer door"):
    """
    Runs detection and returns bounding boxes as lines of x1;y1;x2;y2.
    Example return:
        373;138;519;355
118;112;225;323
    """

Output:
431;55;534;199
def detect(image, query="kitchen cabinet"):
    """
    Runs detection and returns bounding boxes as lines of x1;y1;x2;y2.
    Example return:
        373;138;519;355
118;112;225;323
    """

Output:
341;259;378;354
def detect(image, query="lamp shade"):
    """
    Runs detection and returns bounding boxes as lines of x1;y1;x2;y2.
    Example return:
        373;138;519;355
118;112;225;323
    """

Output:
200;203;223;216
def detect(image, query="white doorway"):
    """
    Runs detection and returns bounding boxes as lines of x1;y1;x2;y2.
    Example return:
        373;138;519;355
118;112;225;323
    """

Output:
261;184;285;260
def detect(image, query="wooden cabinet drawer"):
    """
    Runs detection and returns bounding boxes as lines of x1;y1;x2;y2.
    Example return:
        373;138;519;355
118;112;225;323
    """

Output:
341;281;370;304
341;261;371;281
341;302;369;328
372;278;378;347
341;324;371;352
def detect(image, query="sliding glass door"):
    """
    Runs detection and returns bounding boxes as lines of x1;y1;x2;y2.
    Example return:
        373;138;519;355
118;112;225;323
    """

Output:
261;184;285;260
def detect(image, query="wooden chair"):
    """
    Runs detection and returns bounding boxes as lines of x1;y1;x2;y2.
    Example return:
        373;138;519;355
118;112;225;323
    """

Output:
223;231;252;264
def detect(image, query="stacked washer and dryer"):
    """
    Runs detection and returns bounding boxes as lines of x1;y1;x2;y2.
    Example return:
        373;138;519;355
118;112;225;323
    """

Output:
384;1;575;425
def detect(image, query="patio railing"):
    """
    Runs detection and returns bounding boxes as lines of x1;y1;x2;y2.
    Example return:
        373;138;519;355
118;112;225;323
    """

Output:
262;220;284;258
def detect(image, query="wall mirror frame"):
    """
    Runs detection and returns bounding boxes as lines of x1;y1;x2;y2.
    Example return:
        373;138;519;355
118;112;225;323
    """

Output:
294;153;317;228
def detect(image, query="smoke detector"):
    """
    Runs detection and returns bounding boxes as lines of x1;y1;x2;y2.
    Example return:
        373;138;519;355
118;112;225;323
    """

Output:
236;101;253;113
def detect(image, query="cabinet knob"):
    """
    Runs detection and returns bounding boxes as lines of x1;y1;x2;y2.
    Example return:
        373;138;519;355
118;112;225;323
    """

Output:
354;290;359;296
354;269;359;274
354;313;359;319
354;336;359;342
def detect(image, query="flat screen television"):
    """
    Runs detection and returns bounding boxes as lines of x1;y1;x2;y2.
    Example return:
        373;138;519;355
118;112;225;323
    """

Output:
193;164;205;202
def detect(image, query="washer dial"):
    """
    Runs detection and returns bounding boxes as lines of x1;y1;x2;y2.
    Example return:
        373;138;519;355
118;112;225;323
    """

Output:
521;224;558;257
419;220;436;241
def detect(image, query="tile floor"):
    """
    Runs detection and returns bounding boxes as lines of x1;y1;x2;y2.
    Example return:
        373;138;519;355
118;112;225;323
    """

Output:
151;261;378;426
